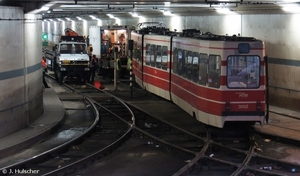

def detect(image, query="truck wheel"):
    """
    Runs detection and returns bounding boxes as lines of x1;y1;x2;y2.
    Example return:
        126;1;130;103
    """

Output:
83;72;89;83
58;72;64;84
54;67;59;81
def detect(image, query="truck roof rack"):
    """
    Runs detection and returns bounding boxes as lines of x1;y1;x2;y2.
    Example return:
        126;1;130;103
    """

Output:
60;36;85;42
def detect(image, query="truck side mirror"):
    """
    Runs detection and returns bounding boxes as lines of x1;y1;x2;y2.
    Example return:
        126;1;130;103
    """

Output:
52;45;57;51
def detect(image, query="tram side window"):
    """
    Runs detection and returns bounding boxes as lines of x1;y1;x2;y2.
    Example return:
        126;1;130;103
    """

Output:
186;51;193;80
150;44;156;67
199;54;208;86
173;48;178;74
177;49;184;76
145;43;151;65
133;41;142;63
181;50;187;78
191;53;199;83
208;55;221;88
161;46;168;70
156;45;162;69
227;56;260;88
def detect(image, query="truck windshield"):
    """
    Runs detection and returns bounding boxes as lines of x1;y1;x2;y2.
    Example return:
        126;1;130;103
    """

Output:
60;44;87;54
227;56;260;89
74;44;87;54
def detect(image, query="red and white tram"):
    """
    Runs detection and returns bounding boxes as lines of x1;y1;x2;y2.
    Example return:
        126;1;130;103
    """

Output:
131;26;266;128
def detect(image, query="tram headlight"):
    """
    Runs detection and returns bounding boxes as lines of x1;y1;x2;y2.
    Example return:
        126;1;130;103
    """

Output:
225;102;230;111
256;101;261;111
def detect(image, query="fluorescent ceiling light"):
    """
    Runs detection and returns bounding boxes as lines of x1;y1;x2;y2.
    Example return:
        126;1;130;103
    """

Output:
107;14;114;18
60;5;107;8
27;1;56;14
52;9;63;11
162;10;174;16
90;15;101;21
281;4;300;13
90;15;97;19
79;17;86;21
216;8;237;14
129;12;139;17
164;2;171;6
40;6;49;11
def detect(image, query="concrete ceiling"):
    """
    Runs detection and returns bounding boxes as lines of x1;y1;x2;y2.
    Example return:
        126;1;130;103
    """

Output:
2;0;300;20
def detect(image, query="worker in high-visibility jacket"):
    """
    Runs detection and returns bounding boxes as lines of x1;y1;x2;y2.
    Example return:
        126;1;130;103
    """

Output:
127;57;132;71
42;56;50;88
127;57;133;87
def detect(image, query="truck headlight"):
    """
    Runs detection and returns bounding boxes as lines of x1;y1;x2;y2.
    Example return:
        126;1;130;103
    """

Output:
62;60;70;64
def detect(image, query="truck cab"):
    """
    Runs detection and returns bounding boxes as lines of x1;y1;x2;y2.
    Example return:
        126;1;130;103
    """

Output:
54;36;90;83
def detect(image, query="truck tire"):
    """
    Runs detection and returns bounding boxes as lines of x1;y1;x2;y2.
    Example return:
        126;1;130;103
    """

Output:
54;65;64;84
58;71;64;84
83;72;89;83
54;69;59;82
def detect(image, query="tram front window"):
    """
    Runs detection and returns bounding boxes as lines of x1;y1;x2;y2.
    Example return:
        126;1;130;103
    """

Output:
227;56;260;88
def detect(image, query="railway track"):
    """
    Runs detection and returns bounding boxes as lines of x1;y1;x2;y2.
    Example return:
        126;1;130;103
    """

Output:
0;76;134;176
177;126;300;176
102;79;300;176
1;74;300;176
0;77;100;174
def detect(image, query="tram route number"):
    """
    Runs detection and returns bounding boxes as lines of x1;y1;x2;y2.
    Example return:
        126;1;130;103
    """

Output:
238;105;249;109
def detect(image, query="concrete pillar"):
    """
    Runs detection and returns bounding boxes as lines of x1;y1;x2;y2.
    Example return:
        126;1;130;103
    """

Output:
24;13;43;124
0;7;43;138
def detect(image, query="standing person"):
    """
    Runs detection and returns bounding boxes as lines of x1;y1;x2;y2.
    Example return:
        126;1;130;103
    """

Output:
126;56;132;78
116;53;121;81
90;55;98;82
127;56;132;71
97;56;103;77
42;56;50;88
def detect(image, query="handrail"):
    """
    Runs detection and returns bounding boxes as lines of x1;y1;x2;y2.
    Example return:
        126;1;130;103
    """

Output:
0;89;44;113
269;85;300;93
